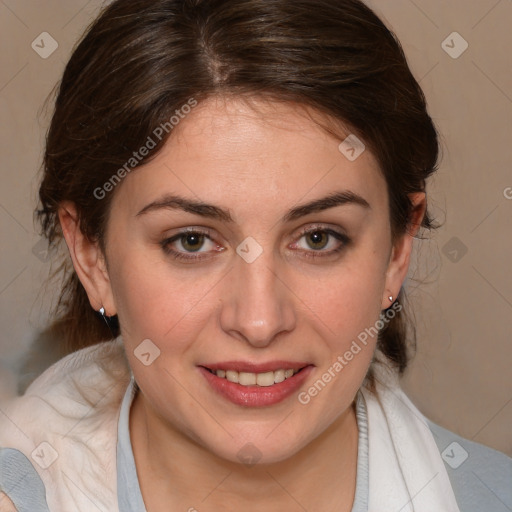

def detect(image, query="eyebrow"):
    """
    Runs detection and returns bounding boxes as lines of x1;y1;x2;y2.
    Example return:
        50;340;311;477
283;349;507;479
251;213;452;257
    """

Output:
135;190;371;222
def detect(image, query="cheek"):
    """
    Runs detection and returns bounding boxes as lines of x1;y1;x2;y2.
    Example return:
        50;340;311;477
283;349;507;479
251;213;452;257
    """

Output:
108;251;219;348
294;253;388;341
293;259;387;413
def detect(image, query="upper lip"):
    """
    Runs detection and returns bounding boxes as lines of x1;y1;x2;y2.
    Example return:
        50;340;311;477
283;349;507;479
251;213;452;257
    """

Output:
200;361;312;373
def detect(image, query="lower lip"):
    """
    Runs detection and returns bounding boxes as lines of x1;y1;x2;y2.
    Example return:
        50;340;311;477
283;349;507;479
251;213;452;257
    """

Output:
199;365;314;407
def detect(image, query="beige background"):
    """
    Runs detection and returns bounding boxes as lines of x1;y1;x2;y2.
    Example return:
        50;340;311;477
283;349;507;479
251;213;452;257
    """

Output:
0;0;511;458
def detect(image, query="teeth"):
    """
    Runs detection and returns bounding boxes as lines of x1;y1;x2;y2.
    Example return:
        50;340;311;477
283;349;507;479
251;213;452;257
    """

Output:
214;368;301;386
256;371;274;387
226;370;239;383
274;369;285;383
239;372;257;386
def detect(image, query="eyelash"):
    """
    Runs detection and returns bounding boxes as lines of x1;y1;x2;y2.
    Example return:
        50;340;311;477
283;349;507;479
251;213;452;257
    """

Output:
160;225;351;263
160;227;219;262
293;226;350;260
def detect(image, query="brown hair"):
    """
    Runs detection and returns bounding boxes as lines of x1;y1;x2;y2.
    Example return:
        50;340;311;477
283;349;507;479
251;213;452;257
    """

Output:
37;0;440;383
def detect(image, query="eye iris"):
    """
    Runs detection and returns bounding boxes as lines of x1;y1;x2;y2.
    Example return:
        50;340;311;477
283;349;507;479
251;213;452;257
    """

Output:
307;231;328;250
181;233;204;252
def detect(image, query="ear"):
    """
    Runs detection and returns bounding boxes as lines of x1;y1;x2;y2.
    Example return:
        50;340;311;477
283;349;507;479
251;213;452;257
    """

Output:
381;192;426;309
58;201;116;316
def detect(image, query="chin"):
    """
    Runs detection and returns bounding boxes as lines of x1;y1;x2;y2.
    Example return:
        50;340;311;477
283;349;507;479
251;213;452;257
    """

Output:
200;427;311;467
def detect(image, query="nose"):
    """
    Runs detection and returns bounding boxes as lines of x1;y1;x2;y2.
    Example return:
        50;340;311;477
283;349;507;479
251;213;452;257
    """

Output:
219;252;296;348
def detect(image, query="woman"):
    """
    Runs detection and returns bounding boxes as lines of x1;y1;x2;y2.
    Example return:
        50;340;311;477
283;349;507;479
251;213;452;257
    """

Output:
0;0;510;510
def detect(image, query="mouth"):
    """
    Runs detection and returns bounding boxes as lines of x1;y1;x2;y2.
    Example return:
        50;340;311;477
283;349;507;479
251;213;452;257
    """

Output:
200;366;307;387
198;362;314;407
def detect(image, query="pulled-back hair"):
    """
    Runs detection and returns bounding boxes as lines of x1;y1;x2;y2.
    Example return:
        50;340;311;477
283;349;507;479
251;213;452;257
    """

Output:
37;0;440;385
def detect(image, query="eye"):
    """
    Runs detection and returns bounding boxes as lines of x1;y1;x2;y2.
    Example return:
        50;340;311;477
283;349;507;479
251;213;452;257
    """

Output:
176;232;209;252
160;228;223;261
291;226;350;258
300;230;331;250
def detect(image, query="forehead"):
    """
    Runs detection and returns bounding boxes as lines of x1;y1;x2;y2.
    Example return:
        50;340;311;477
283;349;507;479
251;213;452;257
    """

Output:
111;96;387;220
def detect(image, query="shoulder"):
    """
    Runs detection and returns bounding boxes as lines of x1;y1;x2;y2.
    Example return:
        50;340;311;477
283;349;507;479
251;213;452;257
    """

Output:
427;418;512;511
0;337;129;447
0;338;130;510
0;337;130;434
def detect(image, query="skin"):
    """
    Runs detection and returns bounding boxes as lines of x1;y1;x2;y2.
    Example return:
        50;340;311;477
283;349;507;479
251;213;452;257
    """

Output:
59;96;426;511
0;493;17;512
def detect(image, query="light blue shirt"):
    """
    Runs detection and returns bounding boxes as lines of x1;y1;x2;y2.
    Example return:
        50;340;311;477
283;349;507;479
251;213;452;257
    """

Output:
1;377;511;511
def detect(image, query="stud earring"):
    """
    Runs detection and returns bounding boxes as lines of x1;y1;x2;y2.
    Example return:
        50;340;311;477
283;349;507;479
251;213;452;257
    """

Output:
388;295;393;302
97;305;119;338
98;306;109;327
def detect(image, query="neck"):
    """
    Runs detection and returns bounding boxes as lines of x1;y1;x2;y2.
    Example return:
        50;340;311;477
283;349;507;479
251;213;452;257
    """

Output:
130;389;359;512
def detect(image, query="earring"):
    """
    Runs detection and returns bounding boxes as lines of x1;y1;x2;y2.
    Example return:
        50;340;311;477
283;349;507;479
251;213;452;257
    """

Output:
94;306;119;338
98;306;109;327
388;295;393;302
97;305;119;337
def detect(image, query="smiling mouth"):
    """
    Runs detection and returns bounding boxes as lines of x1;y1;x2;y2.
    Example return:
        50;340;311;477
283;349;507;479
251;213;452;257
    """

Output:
201;366;308;387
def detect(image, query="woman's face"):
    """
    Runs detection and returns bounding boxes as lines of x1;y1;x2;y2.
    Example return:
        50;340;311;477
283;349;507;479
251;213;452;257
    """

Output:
100;96;412;464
